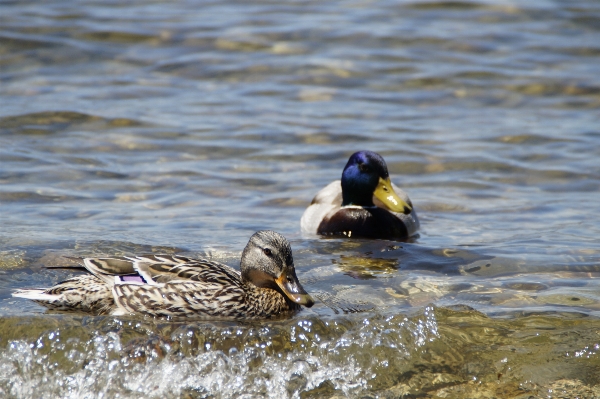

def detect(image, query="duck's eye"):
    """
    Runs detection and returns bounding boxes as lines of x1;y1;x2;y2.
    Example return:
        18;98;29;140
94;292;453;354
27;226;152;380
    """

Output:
263;248;273;257
358;163;369;173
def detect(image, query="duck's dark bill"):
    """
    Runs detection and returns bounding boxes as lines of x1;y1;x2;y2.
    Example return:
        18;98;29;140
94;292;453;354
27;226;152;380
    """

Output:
275;273;315;307
373;177;412;214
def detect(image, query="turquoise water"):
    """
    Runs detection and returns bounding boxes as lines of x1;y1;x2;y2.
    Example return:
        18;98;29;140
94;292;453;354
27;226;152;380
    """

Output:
1;1;600;397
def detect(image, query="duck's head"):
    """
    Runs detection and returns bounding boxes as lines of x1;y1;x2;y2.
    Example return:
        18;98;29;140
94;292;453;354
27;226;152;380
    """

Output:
341;151;412;214
241;230;314;308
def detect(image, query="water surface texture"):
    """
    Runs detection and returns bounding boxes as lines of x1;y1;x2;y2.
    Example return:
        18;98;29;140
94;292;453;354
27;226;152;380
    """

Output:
1;0;600;397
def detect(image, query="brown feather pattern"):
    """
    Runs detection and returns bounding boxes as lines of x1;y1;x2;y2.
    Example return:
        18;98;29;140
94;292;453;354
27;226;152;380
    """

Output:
13;231;313;319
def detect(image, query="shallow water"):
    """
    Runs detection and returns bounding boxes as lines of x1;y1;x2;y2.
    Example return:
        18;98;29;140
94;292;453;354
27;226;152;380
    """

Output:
1;0;600;397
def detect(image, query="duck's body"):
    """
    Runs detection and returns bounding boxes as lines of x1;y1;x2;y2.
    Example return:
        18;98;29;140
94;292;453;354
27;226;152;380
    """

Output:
301;181;419;239
301;151;419;239
13;231;314;319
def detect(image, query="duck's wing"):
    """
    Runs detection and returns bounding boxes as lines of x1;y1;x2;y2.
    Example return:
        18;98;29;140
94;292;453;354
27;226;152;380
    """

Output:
111;258;247;318
81;253;242;287
130;256;242;287
79;254;194;285
301;180;342;235
80;257;137;284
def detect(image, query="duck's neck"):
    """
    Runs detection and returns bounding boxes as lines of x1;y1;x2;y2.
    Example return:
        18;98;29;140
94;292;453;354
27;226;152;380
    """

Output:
243;282;300;315
341;182;375;207
341;166;378;207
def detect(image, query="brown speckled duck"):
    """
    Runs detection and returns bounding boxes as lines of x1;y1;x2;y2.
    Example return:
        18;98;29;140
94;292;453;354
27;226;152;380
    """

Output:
301;151;419;239
13;231;314;319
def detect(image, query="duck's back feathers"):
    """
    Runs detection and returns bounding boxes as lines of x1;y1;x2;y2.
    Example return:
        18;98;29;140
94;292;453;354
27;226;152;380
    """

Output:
123;255;240;286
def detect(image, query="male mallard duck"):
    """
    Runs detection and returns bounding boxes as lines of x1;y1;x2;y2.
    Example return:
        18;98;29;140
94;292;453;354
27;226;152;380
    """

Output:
13;231;314;319
301;151;419;239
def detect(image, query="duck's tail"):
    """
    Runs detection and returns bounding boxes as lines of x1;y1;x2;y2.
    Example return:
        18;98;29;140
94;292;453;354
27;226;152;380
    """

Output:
12;289;57;302
13;275;116;314
12;289;71;311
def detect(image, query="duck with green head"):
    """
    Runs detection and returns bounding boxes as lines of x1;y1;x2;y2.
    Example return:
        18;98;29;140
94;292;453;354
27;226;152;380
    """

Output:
301;151;419;239
13;231;314;319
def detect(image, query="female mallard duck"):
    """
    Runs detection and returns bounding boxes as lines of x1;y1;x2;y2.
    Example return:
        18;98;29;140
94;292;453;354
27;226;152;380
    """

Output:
13;231;314;319
301;151;419;239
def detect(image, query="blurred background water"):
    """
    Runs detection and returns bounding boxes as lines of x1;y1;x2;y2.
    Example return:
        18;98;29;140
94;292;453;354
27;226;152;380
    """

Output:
1;0;600;397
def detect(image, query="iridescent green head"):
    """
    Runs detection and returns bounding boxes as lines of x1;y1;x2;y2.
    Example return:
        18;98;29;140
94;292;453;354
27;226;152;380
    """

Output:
341;151;412;214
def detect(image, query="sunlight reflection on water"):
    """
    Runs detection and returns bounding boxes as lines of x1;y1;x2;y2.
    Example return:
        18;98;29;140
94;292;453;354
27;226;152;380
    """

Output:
1;0;600;397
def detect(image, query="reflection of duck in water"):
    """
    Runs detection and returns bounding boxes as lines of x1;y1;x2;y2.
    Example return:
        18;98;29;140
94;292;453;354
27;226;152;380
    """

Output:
301;151;419;239
13;231;314;319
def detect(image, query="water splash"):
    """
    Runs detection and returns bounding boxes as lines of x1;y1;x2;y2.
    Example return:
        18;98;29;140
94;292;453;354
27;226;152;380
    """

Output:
0;308;439;398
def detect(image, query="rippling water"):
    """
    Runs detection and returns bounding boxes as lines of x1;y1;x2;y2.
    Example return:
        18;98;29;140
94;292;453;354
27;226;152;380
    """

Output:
1;0;600;397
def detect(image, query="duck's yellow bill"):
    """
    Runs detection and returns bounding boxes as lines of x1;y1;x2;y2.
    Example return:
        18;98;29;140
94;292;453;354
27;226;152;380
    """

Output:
373;177;412;214
275;273;315;308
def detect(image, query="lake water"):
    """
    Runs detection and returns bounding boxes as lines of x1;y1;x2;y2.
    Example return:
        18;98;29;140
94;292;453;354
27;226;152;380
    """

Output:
1;0;600;397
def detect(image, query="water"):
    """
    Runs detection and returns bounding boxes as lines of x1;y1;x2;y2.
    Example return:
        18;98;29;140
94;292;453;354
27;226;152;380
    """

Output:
1;0;600;397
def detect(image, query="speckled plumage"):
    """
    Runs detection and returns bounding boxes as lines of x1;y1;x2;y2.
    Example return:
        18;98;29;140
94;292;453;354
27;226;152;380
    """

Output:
13;231;314;319
301;151;420;239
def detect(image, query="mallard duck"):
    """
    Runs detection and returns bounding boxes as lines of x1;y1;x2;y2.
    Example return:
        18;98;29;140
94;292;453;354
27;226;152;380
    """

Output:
301;151;419;239
13;230;314;319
